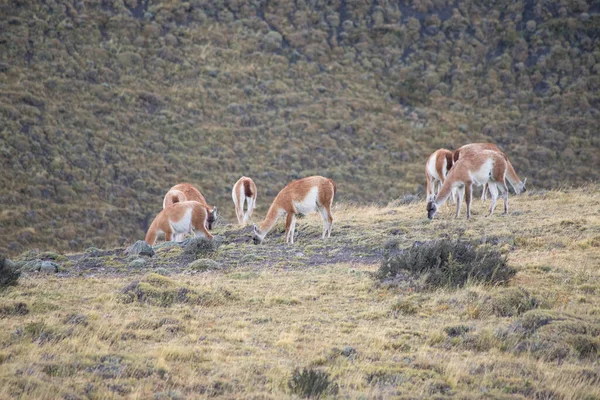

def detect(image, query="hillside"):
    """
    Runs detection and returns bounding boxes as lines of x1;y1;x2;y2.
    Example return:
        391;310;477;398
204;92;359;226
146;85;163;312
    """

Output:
1;188;599;398
1;0;599;255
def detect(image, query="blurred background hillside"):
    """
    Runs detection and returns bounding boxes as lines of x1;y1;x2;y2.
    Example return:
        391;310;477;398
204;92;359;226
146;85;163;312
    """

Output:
1;0;599;255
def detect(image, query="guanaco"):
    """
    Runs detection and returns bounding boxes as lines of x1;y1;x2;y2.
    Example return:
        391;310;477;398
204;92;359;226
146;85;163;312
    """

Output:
163;183;217;230
425;148;454;201
232;176;257;225
145;201;213;245
453;143;526;199
252;176;337;244
427;150;509;220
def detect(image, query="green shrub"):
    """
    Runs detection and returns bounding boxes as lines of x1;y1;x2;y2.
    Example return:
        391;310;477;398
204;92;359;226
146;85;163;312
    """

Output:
0;254;20;290
288;368;338;399
377;240;515;289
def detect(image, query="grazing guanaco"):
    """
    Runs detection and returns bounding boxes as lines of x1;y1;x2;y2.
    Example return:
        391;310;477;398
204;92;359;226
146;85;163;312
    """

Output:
453;143;527;199
163;183;217;230
427;150;509;220
232;176;257;225
145;201;213;245
425;148;454;201
252;176;337;244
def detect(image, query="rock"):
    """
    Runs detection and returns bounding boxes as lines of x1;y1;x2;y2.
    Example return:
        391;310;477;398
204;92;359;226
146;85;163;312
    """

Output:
20;259;58;273
125;241;155;257
187;258;220;272
41;261;59;273
128;258;146;268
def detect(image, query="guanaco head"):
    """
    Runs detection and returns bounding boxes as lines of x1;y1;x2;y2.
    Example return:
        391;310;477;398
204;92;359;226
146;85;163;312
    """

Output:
252;224;265;245
427;198;438;220
516;178;527;194
206;206;217;230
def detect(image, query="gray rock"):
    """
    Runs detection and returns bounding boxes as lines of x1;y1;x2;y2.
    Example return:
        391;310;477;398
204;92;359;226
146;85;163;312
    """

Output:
124;240;155;257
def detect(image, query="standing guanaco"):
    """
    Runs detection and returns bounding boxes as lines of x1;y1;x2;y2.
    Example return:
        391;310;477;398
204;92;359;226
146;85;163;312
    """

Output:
145;201;213;245
453;143;526;199
232;177;257;225
427;150;509;220
162;183;217;230
425;148;454;201
252;176;337;244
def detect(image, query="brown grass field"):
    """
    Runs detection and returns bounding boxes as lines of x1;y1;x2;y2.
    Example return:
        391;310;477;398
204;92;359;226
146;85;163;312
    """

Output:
1;186;599;399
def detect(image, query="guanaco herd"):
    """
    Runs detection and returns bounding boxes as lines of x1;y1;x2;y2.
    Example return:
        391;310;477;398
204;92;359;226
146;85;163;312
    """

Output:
145;143;525;246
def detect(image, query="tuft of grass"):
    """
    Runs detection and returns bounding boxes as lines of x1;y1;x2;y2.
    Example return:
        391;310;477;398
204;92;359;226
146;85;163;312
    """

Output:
120;273;234;307
187;258;220;272
479;287;540;317
288;368;338;398
183;237;220;258
377;239;515;289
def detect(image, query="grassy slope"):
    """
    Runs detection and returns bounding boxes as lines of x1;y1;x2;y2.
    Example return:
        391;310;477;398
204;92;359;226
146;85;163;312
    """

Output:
1;0;599;255
1;187;599;399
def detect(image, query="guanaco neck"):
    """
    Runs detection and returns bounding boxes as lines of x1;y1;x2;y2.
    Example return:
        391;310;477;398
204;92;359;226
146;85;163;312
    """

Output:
435;178;457;207
504;159;522;189
257;202;282;235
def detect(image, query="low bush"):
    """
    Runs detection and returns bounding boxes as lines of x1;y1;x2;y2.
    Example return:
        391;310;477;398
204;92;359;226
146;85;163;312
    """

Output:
377;240;515;289
288;368;338;399
0;254;20;290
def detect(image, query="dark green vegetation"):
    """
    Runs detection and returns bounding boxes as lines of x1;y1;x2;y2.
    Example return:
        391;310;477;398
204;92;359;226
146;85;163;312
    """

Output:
0;254;20;290
1;0;599;255
377;239;515;288
288;368;338;398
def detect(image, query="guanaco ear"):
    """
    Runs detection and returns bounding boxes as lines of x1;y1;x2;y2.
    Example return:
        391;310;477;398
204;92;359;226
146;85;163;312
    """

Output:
253;224;258;233
212;206;217;214
523;178;527;185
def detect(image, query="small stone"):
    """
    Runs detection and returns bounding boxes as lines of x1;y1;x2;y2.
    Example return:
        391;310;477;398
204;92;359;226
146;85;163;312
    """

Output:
125;240;155;257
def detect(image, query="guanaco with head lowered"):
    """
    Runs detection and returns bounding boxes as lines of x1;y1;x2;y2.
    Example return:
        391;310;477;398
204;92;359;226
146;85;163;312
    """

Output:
427;150;510;220
163;183;217;230
232;176;257;225
453;143;527;199
145;201;213;245
252;176;337;245
425;148;454;201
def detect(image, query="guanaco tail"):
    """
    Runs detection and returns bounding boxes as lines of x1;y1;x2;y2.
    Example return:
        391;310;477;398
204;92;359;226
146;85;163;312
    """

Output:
232;176;257;225
252;176;337;244
145;201;213;245
427;150;510;220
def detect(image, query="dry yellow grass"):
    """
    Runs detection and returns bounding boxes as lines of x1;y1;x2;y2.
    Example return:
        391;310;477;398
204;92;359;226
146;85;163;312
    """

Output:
1;187;599;399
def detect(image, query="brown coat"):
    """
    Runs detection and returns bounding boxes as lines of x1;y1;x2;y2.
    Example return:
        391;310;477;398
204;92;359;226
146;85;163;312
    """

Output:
253;176;336;244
